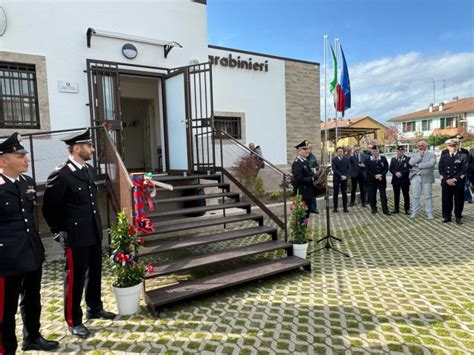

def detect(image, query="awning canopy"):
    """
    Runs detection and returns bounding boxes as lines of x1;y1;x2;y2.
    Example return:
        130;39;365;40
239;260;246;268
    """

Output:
321;126;380;142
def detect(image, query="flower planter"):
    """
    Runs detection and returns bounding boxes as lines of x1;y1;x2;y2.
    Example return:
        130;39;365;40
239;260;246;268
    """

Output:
293;243;309;259
112;282;142;315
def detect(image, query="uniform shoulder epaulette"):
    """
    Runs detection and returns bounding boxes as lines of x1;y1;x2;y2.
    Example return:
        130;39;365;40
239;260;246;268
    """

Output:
55;163;67;171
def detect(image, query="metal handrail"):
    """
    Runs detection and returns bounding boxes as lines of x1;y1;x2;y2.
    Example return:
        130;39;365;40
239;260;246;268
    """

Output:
214;128;288;176
214;128;289;241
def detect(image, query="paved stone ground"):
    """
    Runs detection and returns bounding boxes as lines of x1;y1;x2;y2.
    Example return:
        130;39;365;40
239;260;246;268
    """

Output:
20;185;474;354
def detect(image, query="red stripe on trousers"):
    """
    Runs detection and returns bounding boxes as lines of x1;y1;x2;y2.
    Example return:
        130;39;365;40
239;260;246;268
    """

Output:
0;277;5;354
66;248;74;327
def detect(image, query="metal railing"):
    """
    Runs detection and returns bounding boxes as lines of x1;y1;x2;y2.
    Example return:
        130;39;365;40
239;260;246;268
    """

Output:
101;126;134;224
213;128;289;241
0;127;103;184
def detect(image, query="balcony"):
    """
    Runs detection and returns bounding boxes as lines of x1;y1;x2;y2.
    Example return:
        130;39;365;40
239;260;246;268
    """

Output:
431;127;462;136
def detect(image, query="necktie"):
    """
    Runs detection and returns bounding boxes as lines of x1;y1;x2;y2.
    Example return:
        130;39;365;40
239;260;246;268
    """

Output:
83;166;90;180
450;154;454;158
14;180;20;190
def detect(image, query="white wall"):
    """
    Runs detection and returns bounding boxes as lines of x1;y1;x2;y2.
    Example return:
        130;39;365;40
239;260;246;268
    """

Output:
1;0;208;130
467;112;474;133
209;48;287;165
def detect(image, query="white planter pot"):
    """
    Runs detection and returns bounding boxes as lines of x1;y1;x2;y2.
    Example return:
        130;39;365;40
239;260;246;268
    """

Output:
112;282;142;315
293;243;309;259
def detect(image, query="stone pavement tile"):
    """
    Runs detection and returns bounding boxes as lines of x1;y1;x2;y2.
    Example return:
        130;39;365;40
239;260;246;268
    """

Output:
17;186;474;354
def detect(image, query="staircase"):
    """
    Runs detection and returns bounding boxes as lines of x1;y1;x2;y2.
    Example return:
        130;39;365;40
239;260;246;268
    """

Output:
139;172;311;314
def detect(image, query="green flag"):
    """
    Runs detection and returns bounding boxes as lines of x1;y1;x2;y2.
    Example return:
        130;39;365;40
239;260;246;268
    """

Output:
329;44;338;93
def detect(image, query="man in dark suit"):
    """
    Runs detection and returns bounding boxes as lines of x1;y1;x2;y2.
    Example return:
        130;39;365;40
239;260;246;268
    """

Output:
366;145;390;215
438;138;469;224
291;139;316;217
332;147;351;213
0;133;59;354
349;144;367;207
42;129;115;339
389;145;411;214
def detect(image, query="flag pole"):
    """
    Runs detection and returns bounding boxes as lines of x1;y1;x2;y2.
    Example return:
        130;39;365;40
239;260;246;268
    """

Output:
335;37;339;145
323;34;328;165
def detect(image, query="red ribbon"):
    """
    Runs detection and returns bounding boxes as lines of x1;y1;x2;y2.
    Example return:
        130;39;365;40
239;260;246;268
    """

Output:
132;178;155;212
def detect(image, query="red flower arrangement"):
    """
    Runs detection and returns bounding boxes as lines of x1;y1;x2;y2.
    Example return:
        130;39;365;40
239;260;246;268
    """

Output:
109;211;153;288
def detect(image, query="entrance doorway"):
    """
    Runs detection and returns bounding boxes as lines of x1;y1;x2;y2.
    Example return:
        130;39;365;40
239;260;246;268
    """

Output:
121;98;153;170
86;60;215;174
120;75;163;172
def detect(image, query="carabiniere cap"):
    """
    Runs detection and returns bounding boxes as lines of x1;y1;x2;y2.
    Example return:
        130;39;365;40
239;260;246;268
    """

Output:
60;128;93;146
0;132;28;155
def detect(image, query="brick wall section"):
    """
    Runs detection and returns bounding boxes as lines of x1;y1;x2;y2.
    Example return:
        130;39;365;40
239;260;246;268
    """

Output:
285;61;320;165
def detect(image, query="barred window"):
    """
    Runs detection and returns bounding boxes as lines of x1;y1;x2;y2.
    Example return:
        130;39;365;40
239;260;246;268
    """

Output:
214;116;242;139
0;62;40;129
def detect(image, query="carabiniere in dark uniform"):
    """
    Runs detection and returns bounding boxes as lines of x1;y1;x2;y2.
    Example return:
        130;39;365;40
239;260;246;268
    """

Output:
389;145;411;214
42;128;115;339
0;132;58;354
291;140;317;217
438;138;469;224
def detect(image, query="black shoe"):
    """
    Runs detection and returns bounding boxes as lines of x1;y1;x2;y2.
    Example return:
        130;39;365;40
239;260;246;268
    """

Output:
87;309;116;320
392;209;399;214
405;210;410;215
371;210;377;215
362;203;367;208
383;211;391;216
22;335;59;351
456;217;462;225
310;209;320;214
349;202;355;207
68;324;91;338
468;200;473;204
343;208;349;213
333;208;338;213
442;218;452;223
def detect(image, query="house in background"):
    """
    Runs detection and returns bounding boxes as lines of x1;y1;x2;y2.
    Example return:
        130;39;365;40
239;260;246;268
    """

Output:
321;116;388;152
388;97;474;142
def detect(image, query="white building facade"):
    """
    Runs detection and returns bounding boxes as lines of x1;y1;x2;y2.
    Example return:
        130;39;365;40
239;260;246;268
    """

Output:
388;97;474;141
0;0;319;175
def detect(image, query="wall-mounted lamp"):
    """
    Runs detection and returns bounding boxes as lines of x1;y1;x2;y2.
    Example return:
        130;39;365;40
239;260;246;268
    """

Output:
122;43;138;59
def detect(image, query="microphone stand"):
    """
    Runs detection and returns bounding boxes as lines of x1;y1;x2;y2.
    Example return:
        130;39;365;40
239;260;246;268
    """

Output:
309;167;349;257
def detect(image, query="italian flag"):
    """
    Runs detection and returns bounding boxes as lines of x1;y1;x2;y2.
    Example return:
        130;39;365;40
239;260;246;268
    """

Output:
329;44;345;113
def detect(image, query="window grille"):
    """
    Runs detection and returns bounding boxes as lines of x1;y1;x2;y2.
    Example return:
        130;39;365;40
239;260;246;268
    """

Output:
214;116;242;139
0;62;40;129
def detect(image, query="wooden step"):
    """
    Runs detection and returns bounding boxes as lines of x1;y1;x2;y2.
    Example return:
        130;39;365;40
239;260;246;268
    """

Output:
155;192;239;204
152;174;221;182
145;240;292;278
156;183;230;192
148;213;264;235
144;256;311;310
140;226;277;256
149;202;251;219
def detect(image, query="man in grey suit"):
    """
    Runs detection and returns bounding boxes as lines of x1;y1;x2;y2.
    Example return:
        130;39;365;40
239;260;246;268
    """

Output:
409;140;436;219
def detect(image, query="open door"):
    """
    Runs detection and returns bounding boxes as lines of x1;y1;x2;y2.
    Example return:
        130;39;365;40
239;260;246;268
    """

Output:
163;68;192;173
86;60;124;174
163;62;215;174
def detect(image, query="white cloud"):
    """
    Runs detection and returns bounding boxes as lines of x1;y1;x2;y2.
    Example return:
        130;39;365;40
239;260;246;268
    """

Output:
320;51;474;125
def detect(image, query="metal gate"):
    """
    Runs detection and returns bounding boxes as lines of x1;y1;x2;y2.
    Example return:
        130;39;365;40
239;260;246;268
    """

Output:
86;59;215;174
170;62;215;173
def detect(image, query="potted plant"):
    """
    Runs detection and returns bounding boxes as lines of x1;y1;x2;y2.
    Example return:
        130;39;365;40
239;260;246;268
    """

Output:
289;195;313;259
109;211;153;315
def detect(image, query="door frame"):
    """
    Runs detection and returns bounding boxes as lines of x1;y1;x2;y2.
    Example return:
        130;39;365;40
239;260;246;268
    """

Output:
86;59;215;175
162;67;193;174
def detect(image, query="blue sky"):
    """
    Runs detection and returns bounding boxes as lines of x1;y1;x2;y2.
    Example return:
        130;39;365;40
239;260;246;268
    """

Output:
207;0;474;123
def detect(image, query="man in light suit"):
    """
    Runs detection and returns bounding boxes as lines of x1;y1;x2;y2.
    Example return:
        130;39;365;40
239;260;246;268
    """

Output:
408;140;436;219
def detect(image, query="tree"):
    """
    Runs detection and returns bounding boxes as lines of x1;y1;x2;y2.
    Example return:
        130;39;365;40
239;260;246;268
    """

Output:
427;134;450;147
383;125;399;145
